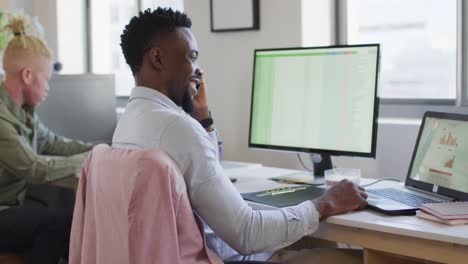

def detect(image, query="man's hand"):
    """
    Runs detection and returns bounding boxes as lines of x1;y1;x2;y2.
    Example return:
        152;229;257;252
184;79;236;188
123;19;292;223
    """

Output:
312;180;367;220
192;75;209;121
191;75;213;131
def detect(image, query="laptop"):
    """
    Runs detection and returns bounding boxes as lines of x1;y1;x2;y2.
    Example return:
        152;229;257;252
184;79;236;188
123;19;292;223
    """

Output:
367;112;468;215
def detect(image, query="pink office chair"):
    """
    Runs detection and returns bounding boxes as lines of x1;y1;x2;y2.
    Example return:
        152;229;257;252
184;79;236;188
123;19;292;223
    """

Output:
69;144;222;264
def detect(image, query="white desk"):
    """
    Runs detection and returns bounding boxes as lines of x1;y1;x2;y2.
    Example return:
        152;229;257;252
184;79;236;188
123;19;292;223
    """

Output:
226;166;468;264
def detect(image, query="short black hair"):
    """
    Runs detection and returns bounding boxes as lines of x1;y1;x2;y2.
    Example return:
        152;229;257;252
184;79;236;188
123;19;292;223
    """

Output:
120;7;192;75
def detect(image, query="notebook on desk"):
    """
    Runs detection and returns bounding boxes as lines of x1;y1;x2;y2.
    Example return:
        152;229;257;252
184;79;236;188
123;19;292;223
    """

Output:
367;112;468;215
415;211;468;226
421;202;468;220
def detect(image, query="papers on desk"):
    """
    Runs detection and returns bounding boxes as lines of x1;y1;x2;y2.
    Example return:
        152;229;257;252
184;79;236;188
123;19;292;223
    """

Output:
416;202;468;225
221;161;262;170
269;172;316;184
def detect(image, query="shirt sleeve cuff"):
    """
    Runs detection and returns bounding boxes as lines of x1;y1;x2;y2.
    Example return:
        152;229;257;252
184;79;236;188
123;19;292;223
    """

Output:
273;200;320;250
207;129;220;159
208;128;217;141
301;200;320;235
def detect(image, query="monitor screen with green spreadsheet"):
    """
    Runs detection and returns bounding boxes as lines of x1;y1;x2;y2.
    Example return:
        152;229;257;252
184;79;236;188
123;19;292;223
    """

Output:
249;44;380;157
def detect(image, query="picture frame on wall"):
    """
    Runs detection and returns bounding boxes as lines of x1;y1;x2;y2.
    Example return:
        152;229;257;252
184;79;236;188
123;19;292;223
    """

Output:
210;0;260;32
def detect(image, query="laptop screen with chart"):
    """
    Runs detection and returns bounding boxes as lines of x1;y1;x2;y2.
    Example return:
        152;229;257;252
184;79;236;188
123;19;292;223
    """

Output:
408;113;468;195
366;112;468;215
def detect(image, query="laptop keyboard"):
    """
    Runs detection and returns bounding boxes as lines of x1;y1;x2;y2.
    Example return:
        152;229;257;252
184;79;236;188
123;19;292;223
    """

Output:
367;188;440;207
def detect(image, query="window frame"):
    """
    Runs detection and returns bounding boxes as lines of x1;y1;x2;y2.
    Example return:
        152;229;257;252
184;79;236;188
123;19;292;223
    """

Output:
335;0;468;118
82;0;144;106
84;0;183;106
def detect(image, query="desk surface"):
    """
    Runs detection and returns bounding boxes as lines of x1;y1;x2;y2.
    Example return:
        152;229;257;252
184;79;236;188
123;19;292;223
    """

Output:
226;165;468;247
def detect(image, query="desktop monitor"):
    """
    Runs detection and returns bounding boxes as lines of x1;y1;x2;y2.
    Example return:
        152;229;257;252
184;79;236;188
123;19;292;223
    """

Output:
249;44;380;179
37;74;117;143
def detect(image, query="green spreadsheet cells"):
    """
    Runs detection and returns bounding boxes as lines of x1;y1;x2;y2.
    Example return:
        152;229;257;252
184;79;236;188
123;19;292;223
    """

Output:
251;59;275;144
250;51;377;153
256;51;359;58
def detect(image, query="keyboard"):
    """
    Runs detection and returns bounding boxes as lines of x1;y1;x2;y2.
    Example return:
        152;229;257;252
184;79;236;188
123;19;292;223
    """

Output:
367;188;440;207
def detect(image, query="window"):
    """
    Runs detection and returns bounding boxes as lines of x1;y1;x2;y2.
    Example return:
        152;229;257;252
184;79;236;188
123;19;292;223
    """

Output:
90;0;184;96
141;0;183;11
90;0;138;96
56;0;184;96
345;0;457;100
56;0;87;74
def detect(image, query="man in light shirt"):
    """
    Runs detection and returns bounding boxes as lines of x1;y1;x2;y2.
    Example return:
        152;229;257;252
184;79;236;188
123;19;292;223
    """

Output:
114;7;367;263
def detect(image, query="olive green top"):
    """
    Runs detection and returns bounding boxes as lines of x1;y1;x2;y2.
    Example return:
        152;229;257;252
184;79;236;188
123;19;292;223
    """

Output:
0;83;93;206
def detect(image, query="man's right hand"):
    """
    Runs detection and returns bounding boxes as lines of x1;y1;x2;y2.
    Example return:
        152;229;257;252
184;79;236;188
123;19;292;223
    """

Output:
312;180;368;220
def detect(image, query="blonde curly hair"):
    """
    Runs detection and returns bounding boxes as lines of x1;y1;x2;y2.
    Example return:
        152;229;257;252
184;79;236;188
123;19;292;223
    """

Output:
2;12;52;69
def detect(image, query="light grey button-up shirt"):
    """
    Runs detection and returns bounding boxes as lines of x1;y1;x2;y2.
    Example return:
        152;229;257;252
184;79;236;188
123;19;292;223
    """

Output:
112;86;320;255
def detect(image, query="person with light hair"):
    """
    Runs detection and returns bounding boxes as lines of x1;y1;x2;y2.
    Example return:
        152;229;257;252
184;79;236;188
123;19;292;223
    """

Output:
0;13;92;263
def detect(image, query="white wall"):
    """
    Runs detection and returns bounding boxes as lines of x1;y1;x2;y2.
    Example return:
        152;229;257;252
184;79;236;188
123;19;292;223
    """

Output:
333;120;421;180
302;0;335;45
185;0;313;170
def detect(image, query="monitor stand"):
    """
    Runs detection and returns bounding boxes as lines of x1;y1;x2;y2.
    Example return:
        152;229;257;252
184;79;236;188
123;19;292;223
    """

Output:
289;153;333;185
310;153;333;185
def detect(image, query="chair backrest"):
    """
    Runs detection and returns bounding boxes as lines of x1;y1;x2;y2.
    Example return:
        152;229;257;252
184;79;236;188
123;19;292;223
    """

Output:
69;144;222;264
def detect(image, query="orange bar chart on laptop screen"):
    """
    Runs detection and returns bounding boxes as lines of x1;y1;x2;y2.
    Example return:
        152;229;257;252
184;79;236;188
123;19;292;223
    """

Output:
428;129;457;177
411;117;468;192
425;126;463;188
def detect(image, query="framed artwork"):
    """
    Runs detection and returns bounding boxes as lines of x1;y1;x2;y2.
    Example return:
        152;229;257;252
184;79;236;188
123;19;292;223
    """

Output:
210;0;260;32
